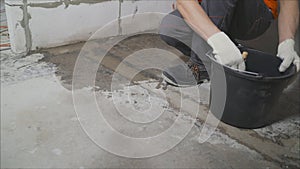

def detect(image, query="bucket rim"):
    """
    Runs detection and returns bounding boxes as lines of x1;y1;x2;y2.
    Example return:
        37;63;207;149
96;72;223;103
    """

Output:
205;49;298;82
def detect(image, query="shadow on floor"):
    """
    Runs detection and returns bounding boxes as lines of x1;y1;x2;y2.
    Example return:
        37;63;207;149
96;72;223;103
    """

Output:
267;75;300;123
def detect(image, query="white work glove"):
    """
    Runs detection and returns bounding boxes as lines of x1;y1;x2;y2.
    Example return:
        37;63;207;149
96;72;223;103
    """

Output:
207;32;245;70
277;39;300;72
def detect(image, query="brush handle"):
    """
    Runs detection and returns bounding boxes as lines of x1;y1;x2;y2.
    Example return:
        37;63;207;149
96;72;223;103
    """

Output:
242;51;248;60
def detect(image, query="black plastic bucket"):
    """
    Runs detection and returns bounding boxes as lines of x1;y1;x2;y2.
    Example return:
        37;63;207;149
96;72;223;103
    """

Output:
208;47;298;129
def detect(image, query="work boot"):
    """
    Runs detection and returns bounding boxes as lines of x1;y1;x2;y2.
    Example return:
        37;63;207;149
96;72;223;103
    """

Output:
162;60;210;87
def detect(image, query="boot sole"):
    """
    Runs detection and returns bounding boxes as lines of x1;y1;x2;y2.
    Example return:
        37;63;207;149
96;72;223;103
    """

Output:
162;73;201;88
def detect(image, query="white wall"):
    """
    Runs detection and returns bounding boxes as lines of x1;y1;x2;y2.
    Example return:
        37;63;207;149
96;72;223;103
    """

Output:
5;0;175;54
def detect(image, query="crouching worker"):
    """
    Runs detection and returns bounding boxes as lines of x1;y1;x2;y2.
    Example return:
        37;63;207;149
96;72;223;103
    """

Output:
159;0;299;87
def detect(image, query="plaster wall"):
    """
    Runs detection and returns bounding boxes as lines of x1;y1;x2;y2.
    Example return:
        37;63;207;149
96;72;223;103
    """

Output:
5;0;175;54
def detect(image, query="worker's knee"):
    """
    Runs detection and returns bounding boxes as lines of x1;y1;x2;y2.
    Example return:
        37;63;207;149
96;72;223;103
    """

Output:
159;10;192;46
159;11;178;40
159;12;180;46
159;16;172;44
159;15;193;56
159;19;188;48
159;27;175;47
159;34;172;45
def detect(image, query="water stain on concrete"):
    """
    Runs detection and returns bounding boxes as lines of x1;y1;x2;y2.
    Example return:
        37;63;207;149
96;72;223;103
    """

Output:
40;34;186;90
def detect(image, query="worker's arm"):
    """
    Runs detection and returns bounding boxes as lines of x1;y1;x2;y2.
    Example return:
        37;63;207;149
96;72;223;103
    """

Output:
177;0;245;70
177;0;219;40
278;0;299;43
277;0;300;72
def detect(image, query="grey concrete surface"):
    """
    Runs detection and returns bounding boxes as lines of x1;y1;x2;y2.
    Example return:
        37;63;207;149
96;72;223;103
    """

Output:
1;34;299;168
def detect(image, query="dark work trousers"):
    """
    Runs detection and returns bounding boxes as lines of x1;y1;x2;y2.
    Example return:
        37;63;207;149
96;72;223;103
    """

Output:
159;0;274;72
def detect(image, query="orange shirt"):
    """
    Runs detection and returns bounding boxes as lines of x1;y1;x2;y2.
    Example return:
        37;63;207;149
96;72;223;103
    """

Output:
197;0;278;19
264;0;279;18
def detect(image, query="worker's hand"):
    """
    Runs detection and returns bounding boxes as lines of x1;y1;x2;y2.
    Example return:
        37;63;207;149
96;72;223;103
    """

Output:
207;32;245;70
277;39;300;72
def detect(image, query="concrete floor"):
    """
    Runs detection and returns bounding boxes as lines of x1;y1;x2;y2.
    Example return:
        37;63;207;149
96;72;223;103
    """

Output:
1;33;299;168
